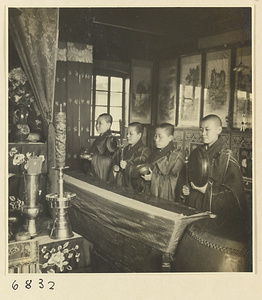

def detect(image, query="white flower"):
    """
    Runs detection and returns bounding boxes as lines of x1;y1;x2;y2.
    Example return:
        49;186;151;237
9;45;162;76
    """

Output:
39;155;45;162
41;246;47;253
9;148;45;172
26;152;32;159
13;153;25;165
44;253;49;260
9;148;18;157
47;251;67;272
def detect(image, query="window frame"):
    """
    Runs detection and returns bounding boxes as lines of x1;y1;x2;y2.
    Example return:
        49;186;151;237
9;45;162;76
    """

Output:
90;70;129;137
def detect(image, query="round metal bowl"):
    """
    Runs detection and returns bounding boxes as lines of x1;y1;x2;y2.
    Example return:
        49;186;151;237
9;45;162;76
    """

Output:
136;163;153;175
21;204;42;219
79;153;92;160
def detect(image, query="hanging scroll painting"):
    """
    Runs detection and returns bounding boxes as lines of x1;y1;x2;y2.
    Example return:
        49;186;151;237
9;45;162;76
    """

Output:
178;54;202;127
203;49;231;127
130;60;153;124
233;46;252;130
157;59;177;124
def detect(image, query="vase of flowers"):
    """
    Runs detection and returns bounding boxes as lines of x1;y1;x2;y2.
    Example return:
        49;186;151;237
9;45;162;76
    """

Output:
9;67;35;142
9;147;45;237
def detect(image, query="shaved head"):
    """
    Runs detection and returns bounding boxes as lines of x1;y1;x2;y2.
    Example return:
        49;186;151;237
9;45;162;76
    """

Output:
201;114;222;127
200;115;222;146
156;123;174;136
129;122;144;135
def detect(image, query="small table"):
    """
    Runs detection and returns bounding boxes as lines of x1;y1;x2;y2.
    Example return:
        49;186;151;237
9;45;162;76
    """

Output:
8;219;93;273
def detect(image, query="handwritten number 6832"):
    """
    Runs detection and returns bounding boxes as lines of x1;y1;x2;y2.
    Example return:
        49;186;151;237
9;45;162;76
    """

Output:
11;279;55;290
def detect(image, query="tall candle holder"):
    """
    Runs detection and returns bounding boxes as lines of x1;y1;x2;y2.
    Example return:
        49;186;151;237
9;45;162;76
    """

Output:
46;166;75;239
20;153;45;237
21;173;43;237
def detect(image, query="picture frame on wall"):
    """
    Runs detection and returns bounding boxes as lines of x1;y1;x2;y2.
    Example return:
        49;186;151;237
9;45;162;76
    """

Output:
203;49;231;127
178;54;202;127
157;59;178;124
130;60;153;124
233;46;252;130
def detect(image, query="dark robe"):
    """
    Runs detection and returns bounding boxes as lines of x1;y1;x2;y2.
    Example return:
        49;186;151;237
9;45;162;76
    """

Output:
110;139;151;192
175;136;250;239
90;129;118;181
148;142;184;201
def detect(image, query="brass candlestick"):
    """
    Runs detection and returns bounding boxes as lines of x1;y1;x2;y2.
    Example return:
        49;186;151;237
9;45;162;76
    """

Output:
46;167;75;239
21;173;43;237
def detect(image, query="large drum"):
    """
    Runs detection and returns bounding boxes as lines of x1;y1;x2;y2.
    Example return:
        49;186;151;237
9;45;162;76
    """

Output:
188;147;209;187
173;219;252;272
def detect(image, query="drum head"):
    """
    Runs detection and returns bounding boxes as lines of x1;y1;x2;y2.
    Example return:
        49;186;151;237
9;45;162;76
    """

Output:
188;147;209;187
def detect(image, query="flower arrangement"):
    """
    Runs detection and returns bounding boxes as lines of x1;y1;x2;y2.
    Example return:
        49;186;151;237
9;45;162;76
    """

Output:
40;242;81;273
9;147;45;174
8;67;35;108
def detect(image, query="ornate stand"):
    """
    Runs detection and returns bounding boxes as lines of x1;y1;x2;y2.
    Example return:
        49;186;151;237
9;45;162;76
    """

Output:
46;167;75;239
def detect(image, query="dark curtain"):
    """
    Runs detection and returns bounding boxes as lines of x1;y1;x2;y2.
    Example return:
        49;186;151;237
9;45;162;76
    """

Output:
9;8;59;192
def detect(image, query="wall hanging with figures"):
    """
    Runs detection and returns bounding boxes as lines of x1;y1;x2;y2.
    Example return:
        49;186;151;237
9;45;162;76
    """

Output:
203;49;231;128
156;46;252;131
178;54;202;127
157;59;178;125
130;60;153;124
233;46;252;130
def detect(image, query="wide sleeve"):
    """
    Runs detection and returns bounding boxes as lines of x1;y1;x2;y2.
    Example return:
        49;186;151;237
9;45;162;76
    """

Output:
169;153;184;199
156;151;184;177
125;147;151;178
152;151;184;201
174;162;187;203
203;151;249;237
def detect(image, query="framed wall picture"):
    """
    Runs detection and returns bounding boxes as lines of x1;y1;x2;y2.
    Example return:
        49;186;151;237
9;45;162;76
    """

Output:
178;54;202;127
203;49;231;127
130;60;153;124
157;59;177;124
233;46;252;130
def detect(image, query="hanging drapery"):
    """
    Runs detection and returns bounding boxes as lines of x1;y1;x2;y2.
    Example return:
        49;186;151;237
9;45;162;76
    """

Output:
55;42;93;170
9;8;59;193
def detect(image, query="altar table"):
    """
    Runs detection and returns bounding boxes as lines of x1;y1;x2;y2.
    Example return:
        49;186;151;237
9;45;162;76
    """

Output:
64;171;214;272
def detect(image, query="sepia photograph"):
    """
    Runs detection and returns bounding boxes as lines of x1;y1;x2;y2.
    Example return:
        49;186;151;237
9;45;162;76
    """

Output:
1;1;261;299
